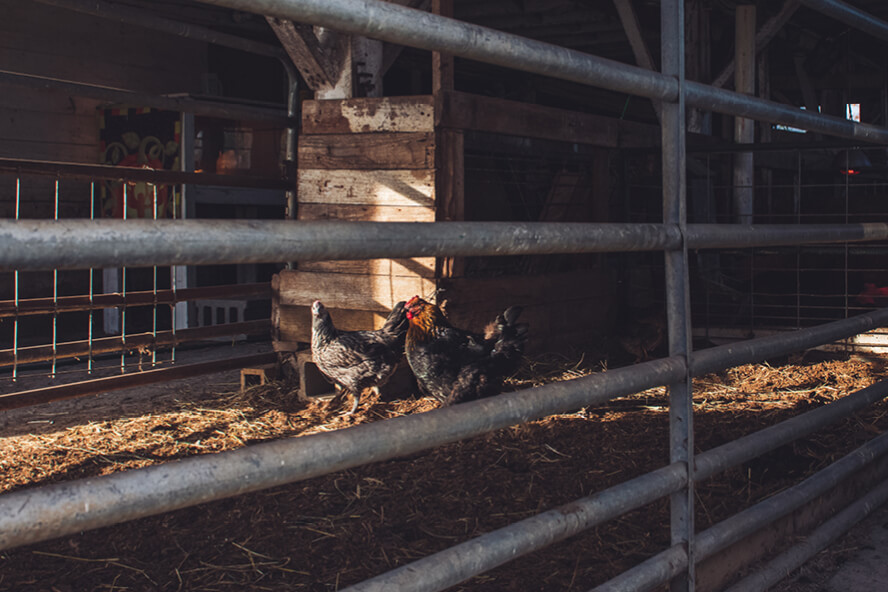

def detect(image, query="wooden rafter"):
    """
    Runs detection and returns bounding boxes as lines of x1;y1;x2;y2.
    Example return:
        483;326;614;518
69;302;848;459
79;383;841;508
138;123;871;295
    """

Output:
711;0;800;89
612;0;661;121
266;17;347;91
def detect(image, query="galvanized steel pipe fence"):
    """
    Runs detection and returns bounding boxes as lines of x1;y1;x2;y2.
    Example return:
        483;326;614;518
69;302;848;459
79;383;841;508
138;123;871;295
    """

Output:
3;0;888;591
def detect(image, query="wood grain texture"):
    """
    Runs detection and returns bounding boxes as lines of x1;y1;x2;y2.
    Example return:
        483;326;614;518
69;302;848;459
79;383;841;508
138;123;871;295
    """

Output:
298;168;434;207
276;269;434;311
298;133;435;170
302;96;435;134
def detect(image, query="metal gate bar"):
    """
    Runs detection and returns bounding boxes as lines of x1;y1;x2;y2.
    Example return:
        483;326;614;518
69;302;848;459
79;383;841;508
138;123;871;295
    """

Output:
0;356;687;551
595;429;888;591
724;478;888;592
4;220;888;271
1;306;885;551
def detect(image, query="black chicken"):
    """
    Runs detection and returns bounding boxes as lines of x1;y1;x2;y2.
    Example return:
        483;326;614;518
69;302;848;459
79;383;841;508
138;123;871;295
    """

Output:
311;300;408;414
404;296;528;405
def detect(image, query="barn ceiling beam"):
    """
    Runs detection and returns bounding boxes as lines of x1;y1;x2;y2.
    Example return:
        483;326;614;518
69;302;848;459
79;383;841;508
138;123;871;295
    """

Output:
30;0;286;59
711;0;800;90
0;70;292;124
192;0;888;143
798;0;888;42
267;18;349;90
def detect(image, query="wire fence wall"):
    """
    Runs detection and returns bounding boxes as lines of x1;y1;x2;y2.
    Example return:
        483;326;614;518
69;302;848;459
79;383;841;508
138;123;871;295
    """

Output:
624;144;888;349
3;1;888;592
0;161;283;398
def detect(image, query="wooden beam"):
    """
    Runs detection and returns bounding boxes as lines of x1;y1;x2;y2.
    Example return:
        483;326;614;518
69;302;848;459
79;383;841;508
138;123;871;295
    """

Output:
301;96;435;134
438;90;659;148
711;0;800;89
432;0;455;96
612;0;661;121
298;132;436;170
435;127;465;278
266;17;347;92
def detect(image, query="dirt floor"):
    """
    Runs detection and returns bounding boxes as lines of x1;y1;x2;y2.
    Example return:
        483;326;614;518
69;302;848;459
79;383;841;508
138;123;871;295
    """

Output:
1;347;888;592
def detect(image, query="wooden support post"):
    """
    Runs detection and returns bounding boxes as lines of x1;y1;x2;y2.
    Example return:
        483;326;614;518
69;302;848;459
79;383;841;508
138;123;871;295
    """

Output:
432;0;454;96
733;5;756;225
432;0;463;280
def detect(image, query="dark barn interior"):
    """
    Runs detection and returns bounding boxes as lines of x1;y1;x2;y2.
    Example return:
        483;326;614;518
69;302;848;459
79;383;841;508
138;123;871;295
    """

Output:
3;1;888;591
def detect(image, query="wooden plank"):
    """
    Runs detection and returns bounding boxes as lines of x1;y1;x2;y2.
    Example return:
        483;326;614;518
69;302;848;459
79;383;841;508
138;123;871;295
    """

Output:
276;269;434;311
302;96;435;134
438;269;612;309
297;169;435;207
298;132;435;170
298;203;433;223
439;90;659;148
275;304;389;344
1;108;99;144
298;258;436;278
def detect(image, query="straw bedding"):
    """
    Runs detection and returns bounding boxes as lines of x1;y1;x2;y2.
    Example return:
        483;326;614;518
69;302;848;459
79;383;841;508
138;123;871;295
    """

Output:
1;351;886;591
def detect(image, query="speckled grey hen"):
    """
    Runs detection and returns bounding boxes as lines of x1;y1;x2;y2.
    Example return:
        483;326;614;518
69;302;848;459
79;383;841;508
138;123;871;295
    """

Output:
310;300;408;414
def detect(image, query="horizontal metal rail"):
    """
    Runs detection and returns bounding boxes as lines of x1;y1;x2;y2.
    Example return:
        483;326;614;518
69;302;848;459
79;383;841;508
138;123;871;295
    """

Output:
344;465;688;592
4;220;888;271
0;320;270;367
0;220;683;271
697;429;888;563
194;0;888;143
724;477;888;592
0;282;271;319
594;429;888;591
0;352;278;411
687;223;888;249
695;377;888;481
798;0;888;42
691;307;888;377
0;356;686;551
0;158;292;190
0;70;293;125
591;544;686;592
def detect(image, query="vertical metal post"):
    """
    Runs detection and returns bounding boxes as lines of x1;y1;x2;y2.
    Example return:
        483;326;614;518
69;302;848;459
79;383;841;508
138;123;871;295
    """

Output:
88;182;95;374
795;151;801;328
152;184;158;367
13;176;20;381
121;183;127;373
51;178;60;378
661;1;694;591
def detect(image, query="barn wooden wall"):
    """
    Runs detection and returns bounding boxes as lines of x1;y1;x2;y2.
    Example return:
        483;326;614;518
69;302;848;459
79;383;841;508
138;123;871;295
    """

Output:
0;1;208;304
273;96;438;350
0;0;207;219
